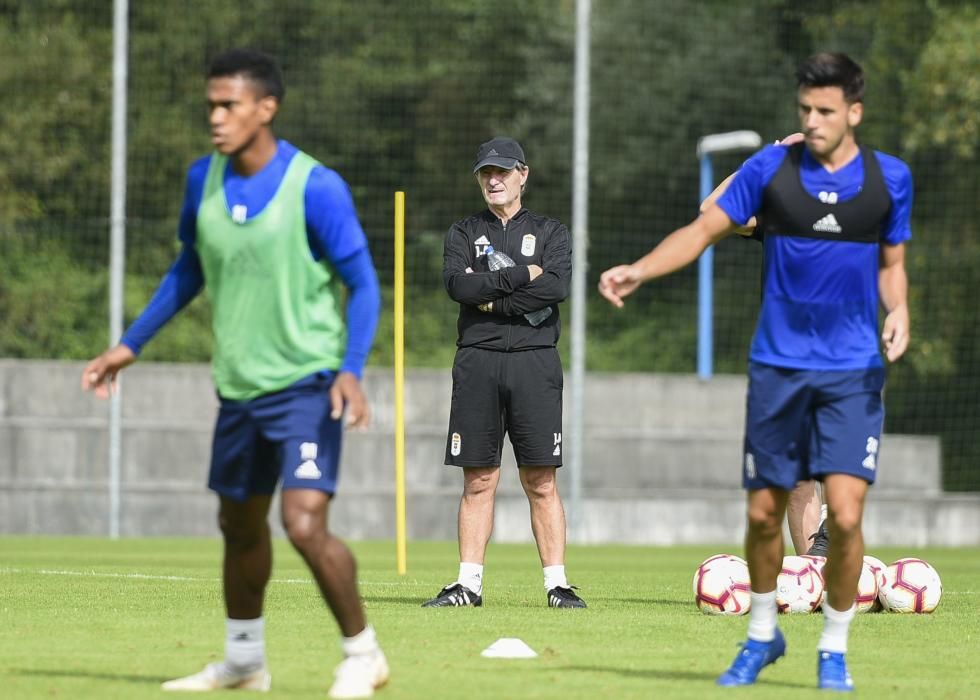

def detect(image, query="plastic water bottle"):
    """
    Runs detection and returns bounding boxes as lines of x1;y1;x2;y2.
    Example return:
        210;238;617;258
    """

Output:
485;245;553;326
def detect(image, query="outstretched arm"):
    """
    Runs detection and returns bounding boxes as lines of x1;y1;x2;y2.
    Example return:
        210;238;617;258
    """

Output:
879;242;909;363
81;245;204;399
598;204;737;308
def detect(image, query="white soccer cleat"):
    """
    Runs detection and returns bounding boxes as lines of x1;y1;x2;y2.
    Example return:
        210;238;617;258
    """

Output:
161;662;271;692
328;650;390;699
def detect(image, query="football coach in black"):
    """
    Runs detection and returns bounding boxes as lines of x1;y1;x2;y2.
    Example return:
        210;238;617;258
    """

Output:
422;137;586;609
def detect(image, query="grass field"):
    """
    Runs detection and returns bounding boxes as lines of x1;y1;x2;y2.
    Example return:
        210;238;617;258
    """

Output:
2;537;978;699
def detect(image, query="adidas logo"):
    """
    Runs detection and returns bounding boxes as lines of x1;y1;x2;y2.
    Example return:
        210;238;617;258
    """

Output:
488;149;498;156
294;460;322;479
474;235;490;245
812;214;842;234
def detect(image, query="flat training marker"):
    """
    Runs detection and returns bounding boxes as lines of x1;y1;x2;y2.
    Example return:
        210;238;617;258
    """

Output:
481;638;538;659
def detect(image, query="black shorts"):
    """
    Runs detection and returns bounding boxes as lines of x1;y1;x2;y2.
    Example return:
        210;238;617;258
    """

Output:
445;346;563;467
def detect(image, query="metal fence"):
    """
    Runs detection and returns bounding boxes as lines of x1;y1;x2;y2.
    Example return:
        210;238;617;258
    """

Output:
1;0;977;489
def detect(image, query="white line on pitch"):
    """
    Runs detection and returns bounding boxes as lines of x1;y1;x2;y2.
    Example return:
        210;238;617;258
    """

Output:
0;567;428;586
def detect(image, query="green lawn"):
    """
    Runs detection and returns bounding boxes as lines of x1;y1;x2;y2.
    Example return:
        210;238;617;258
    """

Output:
1;538;978;699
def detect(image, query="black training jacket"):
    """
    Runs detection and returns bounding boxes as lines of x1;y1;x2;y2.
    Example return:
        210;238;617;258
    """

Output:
443;208;571;351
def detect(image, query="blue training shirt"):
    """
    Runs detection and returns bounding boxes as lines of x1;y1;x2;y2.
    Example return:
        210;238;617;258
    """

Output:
121;140;381;379
716;144;912;370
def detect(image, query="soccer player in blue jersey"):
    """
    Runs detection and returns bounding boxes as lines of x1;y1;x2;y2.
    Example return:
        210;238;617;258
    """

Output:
599;53;911;692
81;49;388;699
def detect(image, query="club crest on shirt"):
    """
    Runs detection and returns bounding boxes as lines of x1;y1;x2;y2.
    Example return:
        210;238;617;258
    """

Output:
474;235;490;258
521;234;536;256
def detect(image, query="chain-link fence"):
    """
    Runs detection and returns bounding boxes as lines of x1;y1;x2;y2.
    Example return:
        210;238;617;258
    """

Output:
1;0;977;488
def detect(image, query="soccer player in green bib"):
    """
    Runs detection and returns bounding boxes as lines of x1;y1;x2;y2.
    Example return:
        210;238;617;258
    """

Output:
82;49;388;699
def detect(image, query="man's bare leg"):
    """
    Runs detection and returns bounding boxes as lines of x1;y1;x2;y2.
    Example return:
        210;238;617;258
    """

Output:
519;466;565;567
280;489;365;636
787;480;823;554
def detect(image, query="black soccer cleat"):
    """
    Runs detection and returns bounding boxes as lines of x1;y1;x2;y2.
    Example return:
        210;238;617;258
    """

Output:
806;520;830;557
547;585;587;608
421;583;482;608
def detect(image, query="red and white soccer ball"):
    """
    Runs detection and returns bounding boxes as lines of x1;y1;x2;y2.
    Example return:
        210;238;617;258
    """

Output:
863;555;888;586
693;554;752;615
801;554;826;577
799;555;879;612
777;555;824;614
863;555;888;611
879;558;943;613
854;561;881;613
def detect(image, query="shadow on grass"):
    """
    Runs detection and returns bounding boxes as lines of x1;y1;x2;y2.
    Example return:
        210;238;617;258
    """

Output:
557;665;810;689
362;595;429;605
10;668;163;685
610;597;692;608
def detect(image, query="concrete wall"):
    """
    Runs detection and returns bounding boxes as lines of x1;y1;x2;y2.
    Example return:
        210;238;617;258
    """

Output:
1;359;978;545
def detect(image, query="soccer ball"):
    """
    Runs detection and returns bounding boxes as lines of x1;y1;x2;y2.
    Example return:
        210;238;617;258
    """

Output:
879;558;943;613
801;554;826;576
863;555;888;586
777;555;824;614
863;555;888;611
693;554;752;615
801;555;827;612
854;561;880;613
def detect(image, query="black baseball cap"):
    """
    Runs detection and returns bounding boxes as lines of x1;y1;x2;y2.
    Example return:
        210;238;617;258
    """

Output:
473;137;526;172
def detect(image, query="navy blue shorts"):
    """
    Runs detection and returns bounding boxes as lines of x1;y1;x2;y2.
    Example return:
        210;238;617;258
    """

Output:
742;362;885;490
208;371;342;501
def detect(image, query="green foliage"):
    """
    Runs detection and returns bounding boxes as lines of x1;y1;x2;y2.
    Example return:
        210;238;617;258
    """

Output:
0;3;112;226
903;4;980;159
0;227;107;357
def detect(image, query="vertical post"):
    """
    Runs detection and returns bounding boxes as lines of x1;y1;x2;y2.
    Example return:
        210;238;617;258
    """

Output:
108;0;129;539
694;130;761;381
697;154;714;380
569;0;591;540
393;191;407;575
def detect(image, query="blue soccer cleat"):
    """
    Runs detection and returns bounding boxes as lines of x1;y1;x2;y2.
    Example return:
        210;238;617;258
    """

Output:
716;628;786;687
817;650;854;692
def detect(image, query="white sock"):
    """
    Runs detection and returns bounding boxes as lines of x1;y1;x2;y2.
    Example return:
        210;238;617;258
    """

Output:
457;562;484;595
543;565;568;591
341;624;380;657
818;601;856;654
225;617;265;672
747;590;778;642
